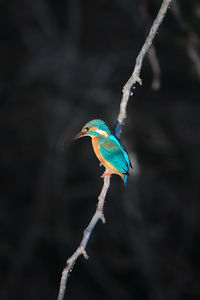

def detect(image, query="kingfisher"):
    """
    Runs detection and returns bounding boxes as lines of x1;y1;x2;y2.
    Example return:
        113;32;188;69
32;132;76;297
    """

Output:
73;119;132;185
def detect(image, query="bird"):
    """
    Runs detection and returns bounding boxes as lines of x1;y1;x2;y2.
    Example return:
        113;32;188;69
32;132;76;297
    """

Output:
73;119;132;185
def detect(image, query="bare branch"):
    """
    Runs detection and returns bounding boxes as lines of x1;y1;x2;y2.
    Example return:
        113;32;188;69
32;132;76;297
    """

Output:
57;0;172;299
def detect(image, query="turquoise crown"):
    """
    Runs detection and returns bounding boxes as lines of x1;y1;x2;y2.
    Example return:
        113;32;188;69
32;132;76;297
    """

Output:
82;119;111;135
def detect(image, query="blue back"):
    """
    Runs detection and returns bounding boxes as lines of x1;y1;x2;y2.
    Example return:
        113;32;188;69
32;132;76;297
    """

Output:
99;135;131;185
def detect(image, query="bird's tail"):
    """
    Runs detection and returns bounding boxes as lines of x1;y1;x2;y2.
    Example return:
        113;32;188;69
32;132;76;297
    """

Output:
121;174;128;186
124;174;128;186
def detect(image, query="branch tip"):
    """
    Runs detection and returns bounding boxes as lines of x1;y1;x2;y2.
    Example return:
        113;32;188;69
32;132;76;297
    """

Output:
78;246;89;259
100;213;106;223
133;75;142;86
83;250;89;260
137;76;142;85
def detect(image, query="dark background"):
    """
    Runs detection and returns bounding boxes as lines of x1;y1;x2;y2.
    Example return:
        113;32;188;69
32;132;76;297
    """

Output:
1;0;200;299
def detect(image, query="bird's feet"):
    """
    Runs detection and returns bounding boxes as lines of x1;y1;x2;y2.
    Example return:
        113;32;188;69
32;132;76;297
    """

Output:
101;172;112;178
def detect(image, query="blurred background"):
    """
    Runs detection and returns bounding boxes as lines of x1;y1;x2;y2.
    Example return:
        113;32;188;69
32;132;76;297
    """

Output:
1;0;200;299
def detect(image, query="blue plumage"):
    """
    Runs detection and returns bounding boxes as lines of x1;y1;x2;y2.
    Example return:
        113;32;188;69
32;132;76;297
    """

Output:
109;135;131;170
124;175;128;186
99;135;131;185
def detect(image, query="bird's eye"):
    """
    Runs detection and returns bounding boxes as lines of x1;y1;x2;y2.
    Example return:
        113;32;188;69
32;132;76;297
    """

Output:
84;127;89;132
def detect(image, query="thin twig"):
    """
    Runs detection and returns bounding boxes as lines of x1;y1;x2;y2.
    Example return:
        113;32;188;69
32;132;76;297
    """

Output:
171;0;200;80
148;44;161;90
140;0;161;90
57;0;172;299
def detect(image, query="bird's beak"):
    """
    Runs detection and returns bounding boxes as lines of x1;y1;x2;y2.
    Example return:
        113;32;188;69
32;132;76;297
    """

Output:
72;131;86;140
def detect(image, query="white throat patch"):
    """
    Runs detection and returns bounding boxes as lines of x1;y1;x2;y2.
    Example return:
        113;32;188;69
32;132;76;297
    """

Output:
96;129;109;138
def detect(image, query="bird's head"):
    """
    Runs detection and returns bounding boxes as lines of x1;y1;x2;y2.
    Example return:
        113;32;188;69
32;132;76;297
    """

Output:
73;119;111;140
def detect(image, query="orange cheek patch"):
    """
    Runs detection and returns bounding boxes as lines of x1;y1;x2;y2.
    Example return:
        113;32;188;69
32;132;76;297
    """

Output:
88;126;98;132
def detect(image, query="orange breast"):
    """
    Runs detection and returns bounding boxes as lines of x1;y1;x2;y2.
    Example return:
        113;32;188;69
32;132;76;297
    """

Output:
91;137;124;180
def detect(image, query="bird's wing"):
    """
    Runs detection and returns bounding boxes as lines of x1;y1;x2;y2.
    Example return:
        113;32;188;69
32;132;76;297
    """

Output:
109;135;132;168
99;137;130;174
